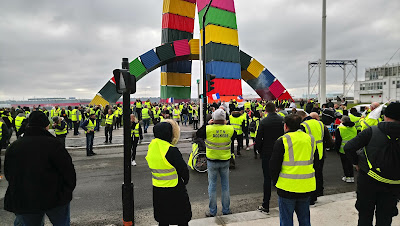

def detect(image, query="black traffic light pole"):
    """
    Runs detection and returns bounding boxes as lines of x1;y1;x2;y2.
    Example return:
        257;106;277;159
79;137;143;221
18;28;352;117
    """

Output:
202;0;214;126
121;58;134;225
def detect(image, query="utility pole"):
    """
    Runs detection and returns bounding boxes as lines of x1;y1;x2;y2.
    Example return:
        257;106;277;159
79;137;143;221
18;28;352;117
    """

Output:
319;0;327;104
202;0;214;125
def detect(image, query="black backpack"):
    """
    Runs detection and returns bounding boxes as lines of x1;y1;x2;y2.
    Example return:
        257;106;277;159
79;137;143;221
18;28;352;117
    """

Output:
249;119;258;133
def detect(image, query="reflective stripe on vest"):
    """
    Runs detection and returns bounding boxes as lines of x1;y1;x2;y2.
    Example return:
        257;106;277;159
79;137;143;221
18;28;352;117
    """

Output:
85;119;96;133
15;116;26;132
229;115;243;135
361;115;379;131
106;114;114;125
0;121;3;141
275;130;316;193
173;109;180;119
337;126;357;154
55;122;67;135
301;119;324;159
131;123;140;137
145;138;178;187
205;124;234;161
142;108;150;119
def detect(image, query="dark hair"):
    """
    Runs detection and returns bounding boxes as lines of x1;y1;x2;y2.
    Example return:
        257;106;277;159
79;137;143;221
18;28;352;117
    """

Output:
284;114;302;131
265;102;276;113
350;108;358;115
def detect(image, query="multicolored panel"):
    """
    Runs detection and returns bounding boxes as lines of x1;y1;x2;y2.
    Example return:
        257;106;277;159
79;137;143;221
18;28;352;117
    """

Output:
161;72;191;86
173;39;191;56
200;25;239;46
269;80;286;98
139;49;161;71
206;78;242;97
205;61;241;79
162;13;195;33
90;94;110;107
160;86;191;100
163;0;196;18
278;91;293;101
198;6;237;30
129;58;147;81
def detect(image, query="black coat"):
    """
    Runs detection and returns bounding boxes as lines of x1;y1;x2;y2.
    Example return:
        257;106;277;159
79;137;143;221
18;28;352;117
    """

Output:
4;126;76;214
153;146;192;224
255;112;284;159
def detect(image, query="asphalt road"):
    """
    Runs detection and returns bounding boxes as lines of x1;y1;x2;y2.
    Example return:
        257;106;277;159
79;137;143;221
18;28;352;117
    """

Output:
0;141;357;226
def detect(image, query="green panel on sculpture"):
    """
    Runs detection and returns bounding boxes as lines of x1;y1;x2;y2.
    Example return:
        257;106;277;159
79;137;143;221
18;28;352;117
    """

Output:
199;7;237;30
129;58;147;80
240;50;252;70
160;86;191;99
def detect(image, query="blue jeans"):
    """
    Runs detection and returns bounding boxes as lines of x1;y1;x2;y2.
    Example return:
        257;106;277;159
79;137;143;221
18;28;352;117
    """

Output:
15;203;70;226
143;119;150;132
182;114;188;125
95;119;101;131
86;133;94;155
278;196;311;226
207;160;230;215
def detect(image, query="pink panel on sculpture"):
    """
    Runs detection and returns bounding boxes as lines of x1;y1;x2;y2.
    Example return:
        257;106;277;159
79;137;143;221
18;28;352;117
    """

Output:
173;39;191;56
269;80;285;98
197;0;236;13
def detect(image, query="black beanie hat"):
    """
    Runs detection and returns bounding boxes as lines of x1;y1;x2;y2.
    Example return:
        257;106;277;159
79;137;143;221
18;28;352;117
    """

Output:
28;111;50;128
385;103;400;121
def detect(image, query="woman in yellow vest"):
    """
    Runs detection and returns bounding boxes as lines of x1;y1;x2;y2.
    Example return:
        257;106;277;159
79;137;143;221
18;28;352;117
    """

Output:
130;114;143;166
334;116;357;183
146;119;192;225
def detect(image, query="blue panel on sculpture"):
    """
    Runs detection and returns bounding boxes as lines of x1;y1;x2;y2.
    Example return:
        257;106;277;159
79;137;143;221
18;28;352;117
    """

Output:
161;61;192;73
205;61;241;79
246;68;276;90
140;49;161;70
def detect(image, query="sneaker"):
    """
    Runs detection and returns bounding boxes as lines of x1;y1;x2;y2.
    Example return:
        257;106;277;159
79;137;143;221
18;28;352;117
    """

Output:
342;176;346;182
91;152;97;155
223;211;232;215
109;141;112;144
346;177;354;183
246;147;250;151
131;160;137;166
0;175;3;180
205;211;215;217
257;205;270;214
104;141;108;144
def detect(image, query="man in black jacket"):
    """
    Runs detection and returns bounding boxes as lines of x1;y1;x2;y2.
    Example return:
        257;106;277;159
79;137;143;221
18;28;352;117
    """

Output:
0;119;10;180
4;111;76;225
255;102;284;213
344;102;400;226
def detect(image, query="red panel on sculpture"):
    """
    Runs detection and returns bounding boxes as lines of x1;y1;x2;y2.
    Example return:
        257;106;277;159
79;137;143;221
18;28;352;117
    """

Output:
278;91;293;101
206;78;242;96
162;13;195;33
269;80;285;98
173;39;191;56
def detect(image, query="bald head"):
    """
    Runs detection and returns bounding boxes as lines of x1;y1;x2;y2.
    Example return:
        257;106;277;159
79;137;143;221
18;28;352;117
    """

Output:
309;112;320;120
371;102;380;110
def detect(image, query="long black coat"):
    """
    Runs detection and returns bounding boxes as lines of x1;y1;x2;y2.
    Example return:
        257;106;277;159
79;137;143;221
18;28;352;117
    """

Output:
255;112;284;159
4;126;76;214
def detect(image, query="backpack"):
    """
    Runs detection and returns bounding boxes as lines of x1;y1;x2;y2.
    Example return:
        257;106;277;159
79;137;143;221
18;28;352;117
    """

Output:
249;120;257;133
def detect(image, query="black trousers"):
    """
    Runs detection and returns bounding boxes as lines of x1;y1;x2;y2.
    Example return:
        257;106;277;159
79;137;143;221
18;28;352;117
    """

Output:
231;134;243;154
311;157;325;202
339;152;354;177
131;138;139;161
261;156;271;211
56;136;66;147
73;121;80;135
193;120;198;130
356;172;398;226
105;125;113;142
114;117;120;129
136;108;142;121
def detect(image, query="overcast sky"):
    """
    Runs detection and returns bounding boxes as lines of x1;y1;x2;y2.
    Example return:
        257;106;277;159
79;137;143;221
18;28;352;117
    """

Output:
0;0;399;101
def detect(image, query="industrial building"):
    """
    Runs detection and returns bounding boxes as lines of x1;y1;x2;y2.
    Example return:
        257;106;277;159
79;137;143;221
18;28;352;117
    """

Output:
354;63;400;103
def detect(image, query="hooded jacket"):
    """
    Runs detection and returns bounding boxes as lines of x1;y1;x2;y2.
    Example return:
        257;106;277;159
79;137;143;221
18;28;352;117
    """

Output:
4;126;76;214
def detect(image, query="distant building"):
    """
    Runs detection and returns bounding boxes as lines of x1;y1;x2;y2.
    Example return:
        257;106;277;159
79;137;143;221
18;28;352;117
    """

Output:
354;63;400;103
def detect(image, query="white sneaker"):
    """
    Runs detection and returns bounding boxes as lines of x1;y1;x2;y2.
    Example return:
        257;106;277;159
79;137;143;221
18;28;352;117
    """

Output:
131;160;137;166
246;147;250;151
346;177;354;183
342;176;346;182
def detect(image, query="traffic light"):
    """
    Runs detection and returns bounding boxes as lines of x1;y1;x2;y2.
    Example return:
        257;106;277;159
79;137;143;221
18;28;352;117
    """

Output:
113;69;137;94
206;74;216;92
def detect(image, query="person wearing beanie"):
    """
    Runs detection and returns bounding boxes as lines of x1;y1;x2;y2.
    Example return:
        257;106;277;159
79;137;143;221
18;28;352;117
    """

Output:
196;109;236;217
52;116;68;147
81;113;97;156
145;120;192;225
344;102;400;225
4;111;76;225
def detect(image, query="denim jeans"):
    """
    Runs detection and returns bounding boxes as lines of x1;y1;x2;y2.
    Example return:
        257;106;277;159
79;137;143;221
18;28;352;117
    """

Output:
14;203;70;226
207;160;230;215
143;119;150;132
182;114;188;125
278;196;311;226
86;133;94;155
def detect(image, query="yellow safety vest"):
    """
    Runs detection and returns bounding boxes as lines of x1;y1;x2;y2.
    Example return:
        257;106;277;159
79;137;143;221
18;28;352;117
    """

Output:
173;109;180;119
250;117;260;138
142;108;150;119
71;109;78;121
131;123;140;138
15;115;26;132
242;113;248;127
54;122;67;136
244;102;251;110
337;126;357;154
113;109;119;117
136;102;142;108
146;138;178;188
361;115;379;131
275;130;316;193
301;119;324;159
277;112;285;117
105;114;114;125
153;110;161;119
118;107;122;116
0;121;3;141
85;119;96;134
205;124;234;161
229;115;244;135
348;113;361;131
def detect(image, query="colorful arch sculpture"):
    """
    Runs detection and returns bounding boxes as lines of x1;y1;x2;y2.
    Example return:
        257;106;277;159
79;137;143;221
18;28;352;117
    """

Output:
90;0;293;105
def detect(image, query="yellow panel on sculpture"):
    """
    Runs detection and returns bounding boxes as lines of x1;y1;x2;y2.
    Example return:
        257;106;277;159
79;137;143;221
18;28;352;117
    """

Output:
163;0;196;19
161;72;191;87
247;59;264;79
189;39;200;55
200;25;239;47
90;94;109;107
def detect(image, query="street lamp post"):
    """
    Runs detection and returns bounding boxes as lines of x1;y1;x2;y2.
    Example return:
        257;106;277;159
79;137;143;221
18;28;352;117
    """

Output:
202;0;214;126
